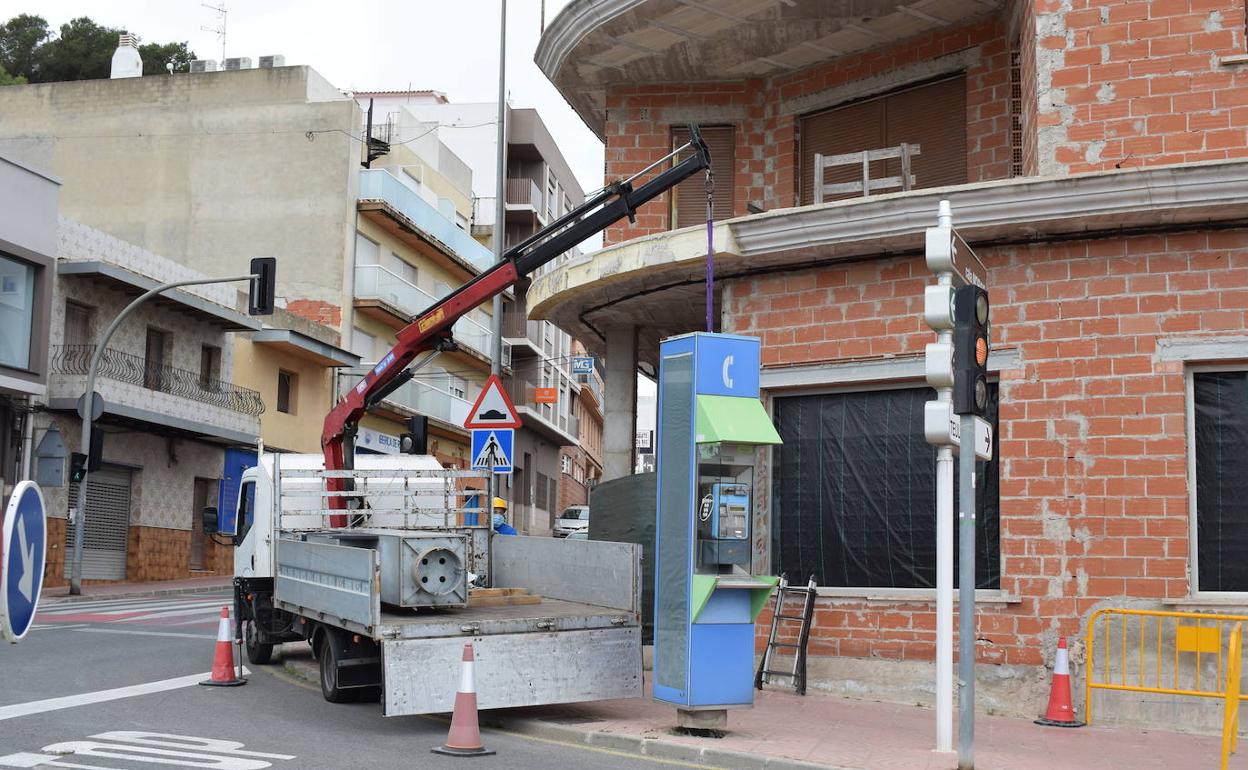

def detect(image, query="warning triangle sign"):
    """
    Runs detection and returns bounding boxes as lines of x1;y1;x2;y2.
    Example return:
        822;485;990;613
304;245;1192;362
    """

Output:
464;374;522;429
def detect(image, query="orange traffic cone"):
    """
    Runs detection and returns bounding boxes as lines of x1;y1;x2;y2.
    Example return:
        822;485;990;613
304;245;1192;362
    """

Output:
432;643;495;756
200;607;247;687
1035;636;1083;727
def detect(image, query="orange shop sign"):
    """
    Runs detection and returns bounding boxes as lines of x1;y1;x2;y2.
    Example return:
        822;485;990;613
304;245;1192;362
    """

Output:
534;387;558;404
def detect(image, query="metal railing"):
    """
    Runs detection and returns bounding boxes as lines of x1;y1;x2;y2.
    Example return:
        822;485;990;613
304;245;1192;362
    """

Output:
51;344;264;416
505;178;543;209
813;143;921;201
358;169;494;271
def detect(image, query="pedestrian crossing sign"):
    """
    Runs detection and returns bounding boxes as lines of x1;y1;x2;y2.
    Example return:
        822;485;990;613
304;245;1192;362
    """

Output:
471;429;513;474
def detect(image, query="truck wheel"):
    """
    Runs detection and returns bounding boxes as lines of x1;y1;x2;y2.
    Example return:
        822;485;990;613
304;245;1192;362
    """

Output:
319;631;359;704
244;620;274;665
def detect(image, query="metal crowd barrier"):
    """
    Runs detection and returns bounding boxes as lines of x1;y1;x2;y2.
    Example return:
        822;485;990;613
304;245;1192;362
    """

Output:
1085;608;1246;768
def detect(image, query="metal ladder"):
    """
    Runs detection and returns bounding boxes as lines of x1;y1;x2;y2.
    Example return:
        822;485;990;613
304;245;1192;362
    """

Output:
755;575;817;695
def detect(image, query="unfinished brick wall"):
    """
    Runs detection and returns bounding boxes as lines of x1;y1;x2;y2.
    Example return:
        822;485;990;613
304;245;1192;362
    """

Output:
731;227;1248;666
1032;0;1248;174
603;18;1012;246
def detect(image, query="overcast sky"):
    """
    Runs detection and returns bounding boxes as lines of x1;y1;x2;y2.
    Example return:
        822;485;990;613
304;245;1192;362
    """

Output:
20;0;605;198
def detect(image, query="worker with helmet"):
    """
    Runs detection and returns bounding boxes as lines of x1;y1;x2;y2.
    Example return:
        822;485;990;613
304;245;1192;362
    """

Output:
491;496;517;535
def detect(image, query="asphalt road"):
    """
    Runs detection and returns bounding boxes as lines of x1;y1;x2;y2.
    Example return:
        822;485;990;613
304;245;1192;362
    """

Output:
0;592;685;770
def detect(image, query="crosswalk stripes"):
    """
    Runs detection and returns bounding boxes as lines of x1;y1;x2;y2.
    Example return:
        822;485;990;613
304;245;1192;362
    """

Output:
36;593;233;630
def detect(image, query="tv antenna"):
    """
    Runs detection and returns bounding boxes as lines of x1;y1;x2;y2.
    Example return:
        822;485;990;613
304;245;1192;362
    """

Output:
201;2;227;63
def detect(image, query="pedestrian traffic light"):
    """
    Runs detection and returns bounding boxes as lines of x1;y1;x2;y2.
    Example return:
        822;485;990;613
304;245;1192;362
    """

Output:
400;415;428;455
952;285;990;416
249;257;276;316
69;429;104;483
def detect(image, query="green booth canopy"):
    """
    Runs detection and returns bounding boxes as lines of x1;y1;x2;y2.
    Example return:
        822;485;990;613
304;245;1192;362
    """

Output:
695;395;782;446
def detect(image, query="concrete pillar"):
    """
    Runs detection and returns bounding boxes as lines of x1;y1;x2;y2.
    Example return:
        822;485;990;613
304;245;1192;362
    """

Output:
603;325;638;481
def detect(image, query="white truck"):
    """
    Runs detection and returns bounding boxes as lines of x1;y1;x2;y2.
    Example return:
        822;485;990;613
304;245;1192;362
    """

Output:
208;452;642;714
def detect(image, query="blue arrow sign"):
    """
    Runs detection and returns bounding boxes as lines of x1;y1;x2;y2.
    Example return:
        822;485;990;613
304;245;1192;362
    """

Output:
471;429;513;474
1;481;46;642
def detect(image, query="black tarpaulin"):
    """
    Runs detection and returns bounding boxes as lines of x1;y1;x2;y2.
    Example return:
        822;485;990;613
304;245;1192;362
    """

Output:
771;386;999;589
1194;371;1248;592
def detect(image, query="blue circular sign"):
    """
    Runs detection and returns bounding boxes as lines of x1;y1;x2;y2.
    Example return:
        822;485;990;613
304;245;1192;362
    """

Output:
1;481;46;642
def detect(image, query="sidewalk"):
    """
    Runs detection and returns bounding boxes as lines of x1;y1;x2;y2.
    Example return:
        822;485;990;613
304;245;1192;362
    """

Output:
41;575;233;603
277;644;1226;770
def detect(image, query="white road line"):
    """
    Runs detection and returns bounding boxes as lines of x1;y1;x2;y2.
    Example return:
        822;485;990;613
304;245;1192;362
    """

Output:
75;627;214;640
115;606;227;622
0;668;249;722
40;599;228;617
29;624;89;631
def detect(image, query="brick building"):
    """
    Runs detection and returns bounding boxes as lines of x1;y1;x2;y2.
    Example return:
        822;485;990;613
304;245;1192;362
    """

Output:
531;0;1248;724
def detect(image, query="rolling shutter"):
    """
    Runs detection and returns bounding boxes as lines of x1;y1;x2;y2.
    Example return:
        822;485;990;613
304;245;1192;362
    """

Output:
65;465;133;580
799;75;968;205
672;126;735;229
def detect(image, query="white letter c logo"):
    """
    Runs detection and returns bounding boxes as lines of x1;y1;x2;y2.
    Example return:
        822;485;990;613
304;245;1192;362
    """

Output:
722;355;734;389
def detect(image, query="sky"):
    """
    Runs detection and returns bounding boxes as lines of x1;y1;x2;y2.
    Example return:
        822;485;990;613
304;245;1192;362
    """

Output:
16;0;605;201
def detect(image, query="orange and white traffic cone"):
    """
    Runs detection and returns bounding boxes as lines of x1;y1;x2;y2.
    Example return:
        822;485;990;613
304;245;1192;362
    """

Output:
1035;636;1083;727
432;643;495;757
199;607;247;687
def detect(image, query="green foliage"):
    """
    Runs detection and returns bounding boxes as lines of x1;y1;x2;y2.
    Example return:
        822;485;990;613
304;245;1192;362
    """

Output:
0;13;49;80
0;14;197;83
0;63;26;86
138;40;195;75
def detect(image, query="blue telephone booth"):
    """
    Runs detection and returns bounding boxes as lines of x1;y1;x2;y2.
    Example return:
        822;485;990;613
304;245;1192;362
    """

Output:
653;332;782;729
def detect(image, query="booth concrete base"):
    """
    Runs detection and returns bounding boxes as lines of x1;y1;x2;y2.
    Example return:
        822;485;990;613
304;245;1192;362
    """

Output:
676;707;728;730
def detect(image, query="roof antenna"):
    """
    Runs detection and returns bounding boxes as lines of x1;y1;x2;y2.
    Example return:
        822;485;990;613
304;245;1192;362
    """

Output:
201;2;227;63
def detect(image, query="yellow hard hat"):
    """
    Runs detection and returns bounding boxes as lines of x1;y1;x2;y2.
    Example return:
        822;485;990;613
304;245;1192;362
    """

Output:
493;497;507;510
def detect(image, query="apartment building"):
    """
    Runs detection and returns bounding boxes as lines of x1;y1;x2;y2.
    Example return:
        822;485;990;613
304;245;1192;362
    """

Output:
0;153;55;495
532;0;1248;726
559;342;604;513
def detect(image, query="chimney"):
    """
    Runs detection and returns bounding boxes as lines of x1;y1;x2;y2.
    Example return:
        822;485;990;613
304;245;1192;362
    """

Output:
110;34;143;79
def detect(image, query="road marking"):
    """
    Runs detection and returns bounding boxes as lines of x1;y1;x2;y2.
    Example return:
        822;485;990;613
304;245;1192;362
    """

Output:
0;732;294;769
29;624;88;632
0;669;249;722
40;599;226;617
75;627;214;640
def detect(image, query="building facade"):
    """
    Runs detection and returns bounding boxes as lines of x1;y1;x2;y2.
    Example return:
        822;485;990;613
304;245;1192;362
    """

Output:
0;153;56;495
43;219;262;585
534;0;1248;726
559;342;605;513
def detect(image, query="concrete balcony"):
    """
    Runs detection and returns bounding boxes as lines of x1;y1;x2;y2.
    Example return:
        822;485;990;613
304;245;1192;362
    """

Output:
353;264;508;369
346;364;472;434
358;169;495;274
505;178;547;225
48;345;261;444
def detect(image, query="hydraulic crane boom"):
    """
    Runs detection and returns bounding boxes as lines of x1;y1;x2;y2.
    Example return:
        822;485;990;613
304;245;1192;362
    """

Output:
321;127;711;514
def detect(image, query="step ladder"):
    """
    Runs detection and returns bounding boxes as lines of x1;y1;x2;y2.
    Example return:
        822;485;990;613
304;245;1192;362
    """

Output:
755;575;817;695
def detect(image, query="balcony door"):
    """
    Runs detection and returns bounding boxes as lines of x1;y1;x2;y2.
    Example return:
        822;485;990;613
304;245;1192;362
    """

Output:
144;328;168;391
799;74;967;204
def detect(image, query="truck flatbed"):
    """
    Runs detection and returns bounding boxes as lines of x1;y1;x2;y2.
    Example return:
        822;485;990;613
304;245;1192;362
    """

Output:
372;597;633;640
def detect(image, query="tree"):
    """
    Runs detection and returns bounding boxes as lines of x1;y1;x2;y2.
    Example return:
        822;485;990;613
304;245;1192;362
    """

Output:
34;17;120;83
138;40;196;75
0;14;49;81
0;63;26;86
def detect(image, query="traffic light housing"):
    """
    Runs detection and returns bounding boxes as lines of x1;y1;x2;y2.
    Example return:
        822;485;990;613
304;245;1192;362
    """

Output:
400;415;428;455
249;257;276;316
69;428;104;483
952;285;990;416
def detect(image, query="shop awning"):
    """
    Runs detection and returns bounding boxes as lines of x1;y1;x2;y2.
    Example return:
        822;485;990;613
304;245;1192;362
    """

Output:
695;395;782;446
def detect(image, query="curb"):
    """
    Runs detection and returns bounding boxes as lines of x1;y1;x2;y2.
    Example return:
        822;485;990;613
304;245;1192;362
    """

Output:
491;717;861;770
281;645;856;770
42;582;233;605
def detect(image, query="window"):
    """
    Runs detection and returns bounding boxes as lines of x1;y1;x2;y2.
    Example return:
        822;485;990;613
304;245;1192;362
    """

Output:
236;480;256;540
799;75;967;204
573;463;585;484
199;345;221;390
447;375;467;400
386;252;418;285
351;327;377;361
144;328;168;391
561;455;572;475
277;370;296;414
0;254;35;370
771;384;999;589
536;471;550;510
64;301;93;347
672;125;735;229
1191;369;1248;592
355;233;380;266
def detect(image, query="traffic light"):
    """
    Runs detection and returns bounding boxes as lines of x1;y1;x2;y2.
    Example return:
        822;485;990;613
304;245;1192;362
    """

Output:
400;415;428;455
249;257;276;316
69;429;104;483
952;285;990;416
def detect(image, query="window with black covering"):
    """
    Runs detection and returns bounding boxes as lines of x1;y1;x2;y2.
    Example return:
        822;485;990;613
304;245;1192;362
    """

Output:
1193;370;1248;592
671;125;735;229
771;385;1000;589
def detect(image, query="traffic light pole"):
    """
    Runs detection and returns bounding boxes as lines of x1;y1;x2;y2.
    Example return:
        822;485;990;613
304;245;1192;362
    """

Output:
957;412;976;770
69;272;262;595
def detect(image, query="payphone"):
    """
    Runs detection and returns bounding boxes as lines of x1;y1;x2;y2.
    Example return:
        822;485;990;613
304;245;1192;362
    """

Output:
653;332;781;730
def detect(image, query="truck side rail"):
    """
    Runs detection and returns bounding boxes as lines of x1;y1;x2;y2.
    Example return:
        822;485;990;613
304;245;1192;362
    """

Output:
492;536;641;615
276;467;492;531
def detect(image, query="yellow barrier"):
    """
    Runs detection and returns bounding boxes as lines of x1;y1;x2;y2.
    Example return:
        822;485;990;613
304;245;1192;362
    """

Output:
1085;609;1247;766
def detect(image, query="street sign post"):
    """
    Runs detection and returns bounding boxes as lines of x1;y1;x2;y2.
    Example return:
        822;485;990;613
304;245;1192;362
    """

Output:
471;429;514;474
1;481;47;643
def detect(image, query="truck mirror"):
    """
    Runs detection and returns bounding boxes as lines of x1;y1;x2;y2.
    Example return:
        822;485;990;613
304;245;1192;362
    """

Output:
202;506;220;535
